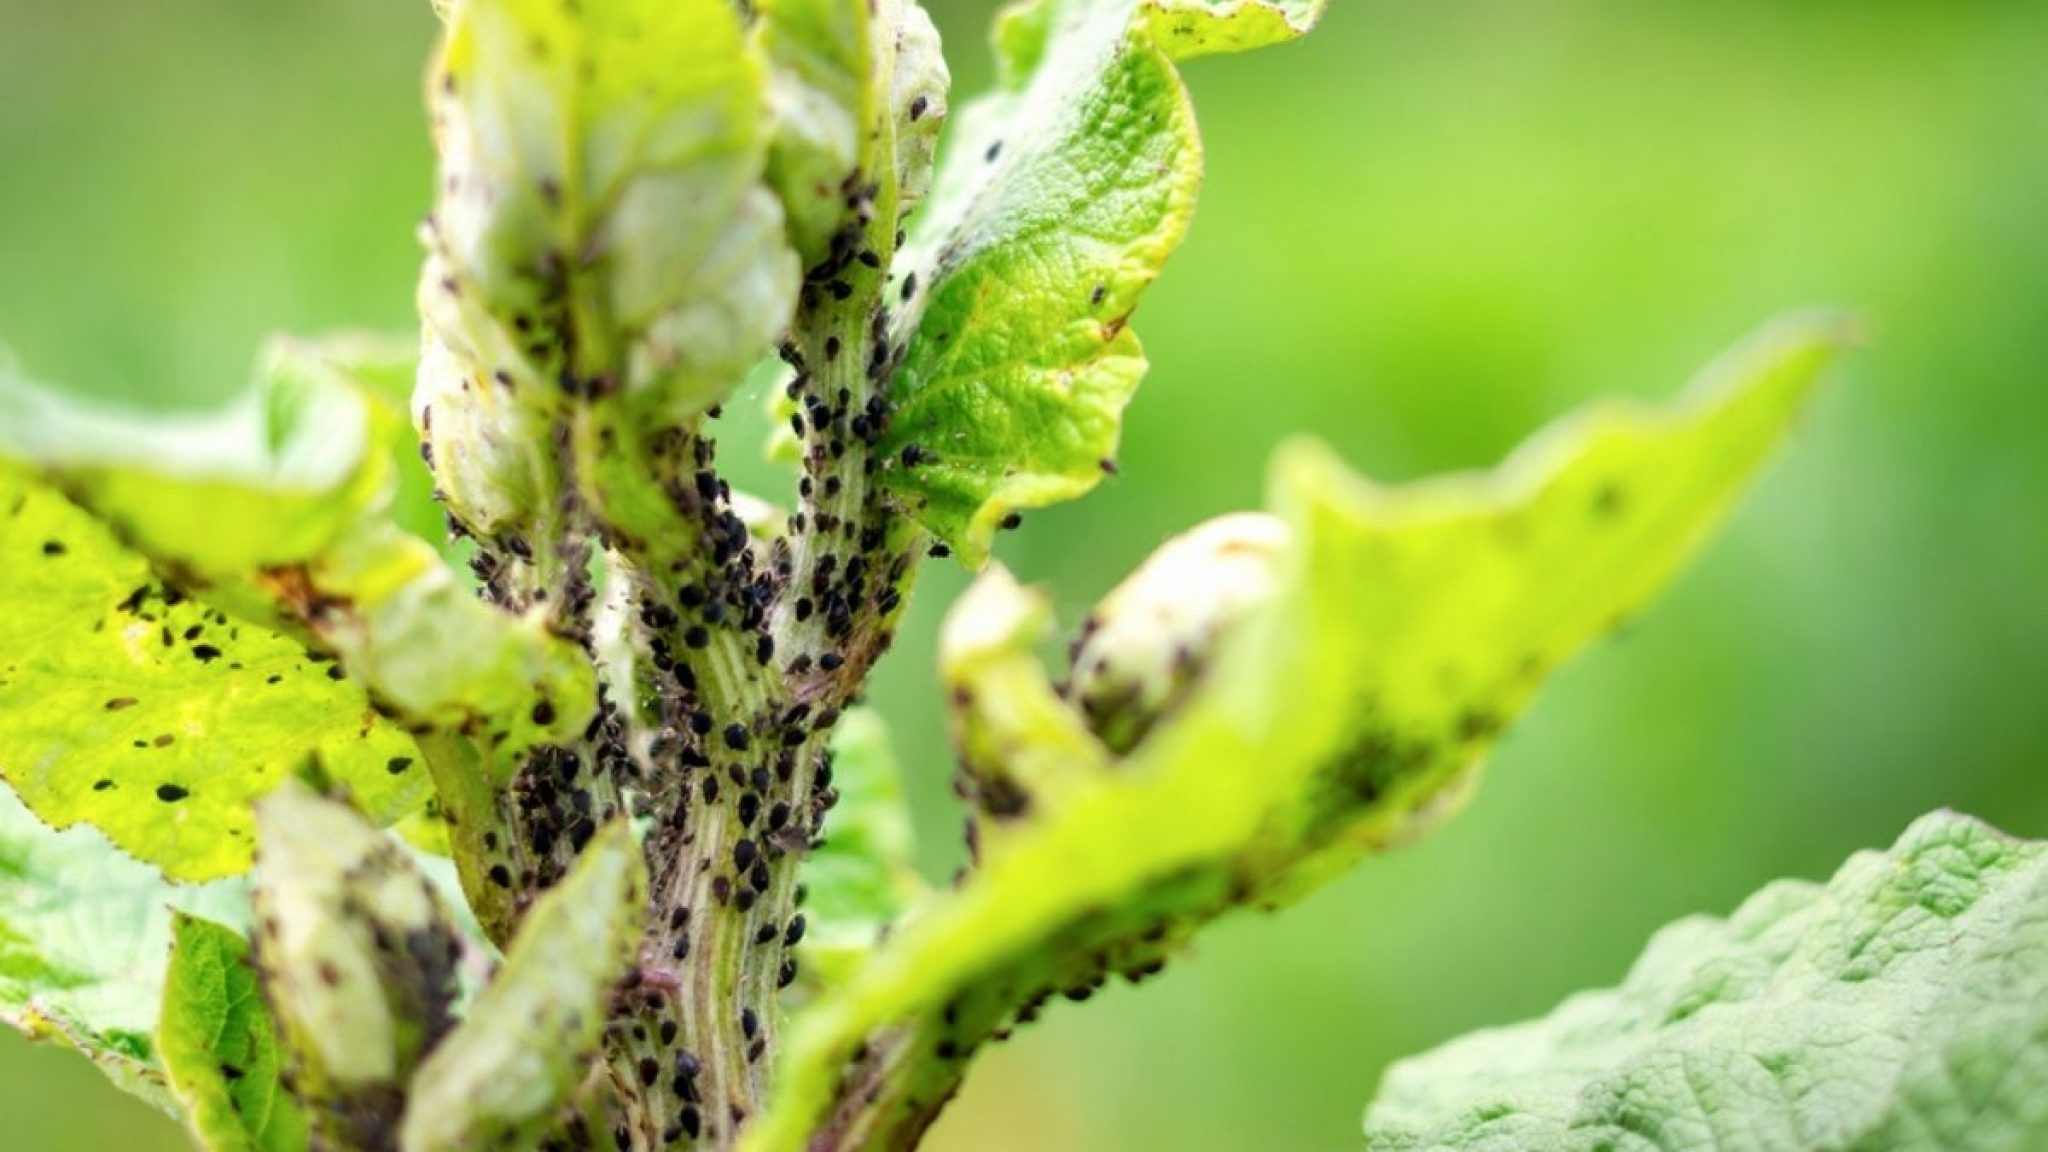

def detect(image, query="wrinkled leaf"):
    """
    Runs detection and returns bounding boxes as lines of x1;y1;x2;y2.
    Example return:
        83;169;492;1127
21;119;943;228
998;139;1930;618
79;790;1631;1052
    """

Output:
160;914;310;1152
400;819;647;1152
0;469;428;880
798;708;926;991
0;783;247;1109
1366;810;2048;1152
747;315;1850;1152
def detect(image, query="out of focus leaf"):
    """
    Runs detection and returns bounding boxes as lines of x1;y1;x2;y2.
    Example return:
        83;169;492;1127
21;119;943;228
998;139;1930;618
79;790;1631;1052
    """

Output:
249;782;461;1145
797;709;926;991
160;914;309;1152
0;783;247;1109
1143;0;1326;59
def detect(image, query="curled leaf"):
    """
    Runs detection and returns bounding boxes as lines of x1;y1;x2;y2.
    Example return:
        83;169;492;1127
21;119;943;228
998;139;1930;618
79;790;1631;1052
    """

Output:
427;0;798;419
251;783;462;1146
1065;511;1289;754
399;819;647;1152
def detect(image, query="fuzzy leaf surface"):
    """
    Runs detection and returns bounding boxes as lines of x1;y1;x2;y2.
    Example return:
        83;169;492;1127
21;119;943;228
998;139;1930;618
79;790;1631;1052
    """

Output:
1365;811;2048;1152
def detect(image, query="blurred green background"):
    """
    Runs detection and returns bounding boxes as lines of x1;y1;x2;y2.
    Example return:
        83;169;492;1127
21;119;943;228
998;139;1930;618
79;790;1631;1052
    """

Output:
4;1;2046;1149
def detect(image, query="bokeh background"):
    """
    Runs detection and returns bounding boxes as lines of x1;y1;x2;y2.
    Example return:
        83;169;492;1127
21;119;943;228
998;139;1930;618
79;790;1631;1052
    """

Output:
4;1;2047;1148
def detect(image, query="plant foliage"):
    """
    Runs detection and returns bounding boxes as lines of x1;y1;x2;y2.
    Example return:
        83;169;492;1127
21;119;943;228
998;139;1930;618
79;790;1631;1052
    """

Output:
1;2;2019;1152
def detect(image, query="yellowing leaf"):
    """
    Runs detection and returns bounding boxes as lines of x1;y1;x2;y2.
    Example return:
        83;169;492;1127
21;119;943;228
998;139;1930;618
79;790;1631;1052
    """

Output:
1143;0;1326;59
0;472;428;880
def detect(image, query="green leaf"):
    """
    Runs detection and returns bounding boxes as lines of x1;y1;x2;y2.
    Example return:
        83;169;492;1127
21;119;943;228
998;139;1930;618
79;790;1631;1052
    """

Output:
1142;0;1326;59
160;914;310;1152
1365;811;2048;1152
399;819;647;1152
287;331;463;564
797;708;926;991
746;315;1850;1152
0;339;393;576
249;783;462;1145
758;0;873;263
285;519;597;759
0;334;598;873
876;0;1200;567
758;0;949;262
0;782;248;1110
428;0;799;419
0;469;430;880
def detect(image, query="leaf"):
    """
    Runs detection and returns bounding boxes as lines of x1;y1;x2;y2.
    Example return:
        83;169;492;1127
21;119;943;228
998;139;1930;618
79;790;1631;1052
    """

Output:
428;0;799;419
249;783;463;1145
0;335;598;873
283;519;598;760
0;339;393;576
160;914;310;1152
1364;811;2048;1152
758;0;874;263
399;819;648;1152
876;0;1200;567
797;708;926;991
285;331;462;564
939;568;1114;863
1142;0;1326;59
0;469;430;880
745;315;1851;1152
0;782;248;1110
758;0;949;263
